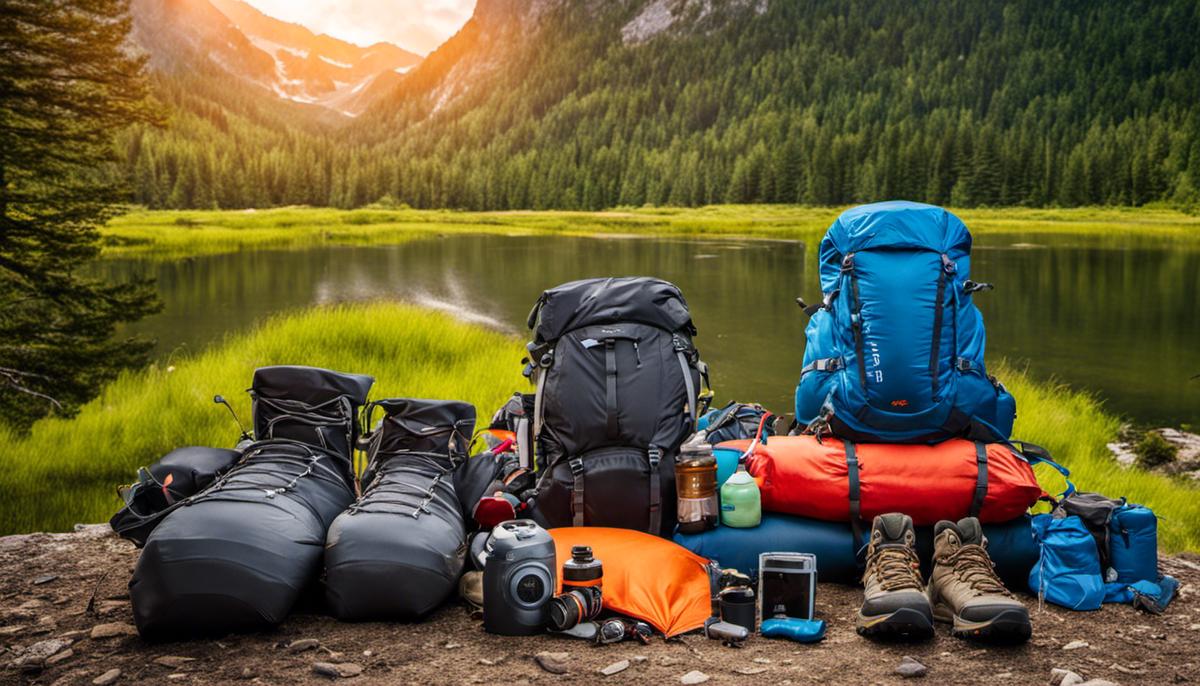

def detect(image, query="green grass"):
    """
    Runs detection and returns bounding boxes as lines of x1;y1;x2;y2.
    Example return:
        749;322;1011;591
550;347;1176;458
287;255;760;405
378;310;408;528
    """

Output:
1;302;1197;551
0;303;524;534
102;205;1200;258
998;360;1200;552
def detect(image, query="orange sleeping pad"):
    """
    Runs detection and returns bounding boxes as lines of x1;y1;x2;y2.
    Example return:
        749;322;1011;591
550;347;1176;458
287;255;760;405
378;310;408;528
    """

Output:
549;527;712;637
724;435;1042;526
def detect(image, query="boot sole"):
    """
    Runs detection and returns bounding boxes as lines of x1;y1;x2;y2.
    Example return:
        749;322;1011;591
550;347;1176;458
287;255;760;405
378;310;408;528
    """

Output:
933;604;1032;643
855;607;934;641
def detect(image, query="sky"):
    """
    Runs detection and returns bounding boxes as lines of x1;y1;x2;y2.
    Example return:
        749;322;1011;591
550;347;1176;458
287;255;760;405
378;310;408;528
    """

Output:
242;0;476;55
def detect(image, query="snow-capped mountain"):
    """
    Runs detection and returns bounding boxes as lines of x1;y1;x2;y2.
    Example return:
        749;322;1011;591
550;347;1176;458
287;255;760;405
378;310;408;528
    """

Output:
131;0;421;118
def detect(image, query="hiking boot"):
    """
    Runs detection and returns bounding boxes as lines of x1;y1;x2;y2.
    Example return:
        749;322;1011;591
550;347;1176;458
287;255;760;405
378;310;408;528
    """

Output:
928;517;1032;643
856;513;934;639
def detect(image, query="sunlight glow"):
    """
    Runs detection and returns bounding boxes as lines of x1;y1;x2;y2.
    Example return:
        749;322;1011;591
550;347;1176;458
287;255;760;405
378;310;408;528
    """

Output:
241;0;476;54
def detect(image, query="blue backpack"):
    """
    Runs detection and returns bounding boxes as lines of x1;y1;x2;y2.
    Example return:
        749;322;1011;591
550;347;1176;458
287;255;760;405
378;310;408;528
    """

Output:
795;201;1015;443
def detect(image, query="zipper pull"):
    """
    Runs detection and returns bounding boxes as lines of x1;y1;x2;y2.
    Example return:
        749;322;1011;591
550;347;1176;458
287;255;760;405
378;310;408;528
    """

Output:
633;341;642;368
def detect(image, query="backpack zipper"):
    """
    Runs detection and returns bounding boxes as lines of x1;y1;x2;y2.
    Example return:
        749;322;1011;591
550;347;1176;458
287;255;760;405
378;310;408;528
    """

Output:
840;253;868;389
930;254;956;395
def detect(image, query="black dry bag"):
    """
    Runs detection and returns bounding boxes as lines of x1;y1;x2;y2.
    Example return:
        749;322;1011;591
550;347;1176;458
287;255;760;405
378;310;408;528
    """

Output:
109;446;242;547
129;366;372;640
324;398;476;620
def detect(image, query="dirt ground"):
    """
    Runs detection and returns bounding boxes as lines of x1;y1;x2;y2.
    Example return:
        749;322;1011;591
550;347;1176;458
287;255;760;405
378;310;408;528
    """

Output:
2;525;1199;686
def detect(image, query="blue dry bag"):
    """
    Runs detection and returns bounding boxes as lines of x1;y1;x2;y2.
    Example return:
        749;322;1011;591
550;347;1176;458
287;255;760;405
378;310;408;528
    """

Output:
795;201;1015;443
1029;514;1105;611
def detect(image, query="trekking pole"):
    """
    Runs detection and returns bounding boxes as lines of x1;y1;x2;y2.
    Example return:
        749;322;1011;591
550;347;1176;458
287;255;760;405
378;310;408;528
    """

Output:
214;395;251;442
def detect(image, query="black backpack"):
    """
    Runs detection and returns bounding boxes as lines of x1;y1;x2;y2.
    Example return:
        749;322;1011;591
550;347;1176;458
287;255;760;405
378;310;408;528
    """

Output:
523;277;710;537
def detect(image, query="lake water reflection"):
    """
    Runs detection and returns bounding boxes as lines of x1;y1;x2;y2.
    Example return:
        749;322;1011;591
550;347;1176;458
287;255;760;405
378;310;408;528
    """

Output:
96;233;1200;428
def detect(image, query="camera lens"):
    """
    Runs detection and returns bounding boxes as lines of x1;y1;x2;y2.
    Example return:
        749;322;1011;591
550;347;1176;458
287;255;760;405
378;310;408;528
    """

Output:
547;587;601;631
507;563;552;610
547;592;583;631
515;574;544;604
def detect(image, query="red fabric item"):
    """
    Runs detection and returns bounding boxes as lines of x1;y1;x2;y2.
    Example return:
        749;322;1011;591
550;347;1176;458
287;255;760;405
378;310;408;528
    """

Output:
549;527;712;637
726;435;1041;526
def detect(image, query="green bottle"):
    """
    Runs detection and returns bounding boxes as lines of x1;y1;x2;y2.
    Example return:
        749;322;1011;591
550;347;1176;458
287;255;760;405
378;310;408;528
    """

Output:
720;468;761;528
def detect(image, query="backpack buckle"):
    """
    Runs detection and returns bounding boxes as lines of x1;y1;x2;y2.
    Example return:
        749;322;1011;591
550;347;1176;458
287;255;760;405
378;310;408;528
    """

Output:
841;253;856;271
941;254;958;274
648;446;662;469
568;457;585;476
956;357;974;372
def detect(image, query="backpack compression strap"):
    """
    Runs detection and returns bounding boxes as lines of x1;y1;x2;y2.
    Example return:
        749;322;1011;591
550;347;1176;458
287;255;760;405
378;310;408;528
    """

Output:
842;440;864;565
648;446;662;536
606;340;619;439
677;351;697;429
569;456;585;527
969;441;989;518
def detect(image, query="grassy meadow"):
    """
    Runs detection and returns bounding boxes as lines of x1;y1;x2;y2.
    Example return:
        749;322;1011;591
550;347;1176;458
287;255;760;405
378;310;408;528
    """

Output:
0;303;524;534
101;205;1200;258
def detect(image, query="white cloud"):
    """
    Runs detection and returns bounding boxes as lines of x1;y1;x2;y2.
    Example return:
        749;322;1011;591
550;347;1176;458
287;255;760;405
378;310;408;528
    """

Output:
243;0;476;54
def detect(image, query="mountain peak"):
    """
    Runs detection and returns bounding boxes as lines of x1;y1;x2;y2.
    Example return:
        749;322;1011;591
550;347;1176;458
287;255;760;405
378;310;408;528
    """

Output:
132;0;422;118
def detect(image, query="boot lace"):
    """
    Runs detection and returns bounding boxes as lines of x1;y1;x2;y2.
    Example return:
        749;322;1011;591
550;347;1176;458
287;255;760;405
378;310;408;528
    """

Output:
943;545;1010;596
868;545;924;592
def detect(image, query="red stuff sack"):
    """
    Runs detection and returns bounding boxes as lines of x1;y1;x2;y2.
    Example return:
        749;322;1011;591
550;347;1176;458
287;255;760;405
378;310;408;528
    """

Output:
724;435;1042;526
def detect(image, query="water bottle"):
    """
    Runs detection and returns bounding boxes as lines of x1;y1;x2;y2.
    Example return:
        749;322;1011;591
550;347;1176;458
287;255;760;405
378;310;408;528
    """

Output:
720;468;761;528
676;432;719;534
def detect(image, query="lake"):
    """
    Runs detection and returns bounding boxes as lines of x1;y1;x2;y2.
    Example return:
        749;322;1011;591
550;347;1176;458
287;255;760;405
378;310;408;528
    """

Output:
96;233;1200;428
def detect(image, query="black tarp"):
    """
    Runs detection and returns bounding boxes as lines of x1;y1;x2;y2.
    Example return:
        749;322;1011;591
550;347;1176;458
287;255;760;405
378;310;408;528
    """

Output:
324;398;475;620
129;366;372;639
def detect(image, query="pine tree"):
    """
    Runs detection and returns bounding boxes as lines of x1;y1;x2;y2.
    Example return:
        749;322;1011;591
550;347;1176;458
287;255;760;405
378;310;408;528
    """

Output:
0;0;161;428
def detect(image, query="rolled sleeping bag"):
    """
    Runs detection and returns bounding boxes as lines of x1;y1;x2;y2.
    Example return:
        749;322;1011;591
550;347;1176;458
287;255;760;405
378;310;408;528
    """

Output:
674;512;1038;590
718;435;1042;526
324;398;476;620
130;366;372;640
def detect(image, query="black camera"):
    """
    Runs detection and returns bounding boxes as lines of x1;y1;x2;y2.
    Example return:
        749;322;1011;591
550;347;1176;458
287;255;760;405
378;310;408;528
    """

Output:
546;545;603;631
482;520;557;635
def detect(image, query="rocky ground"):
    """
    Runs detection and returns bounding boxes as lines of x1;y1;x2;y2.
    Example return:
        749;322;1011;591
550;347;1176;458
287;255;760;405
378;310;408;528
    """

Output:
2;526;1199;686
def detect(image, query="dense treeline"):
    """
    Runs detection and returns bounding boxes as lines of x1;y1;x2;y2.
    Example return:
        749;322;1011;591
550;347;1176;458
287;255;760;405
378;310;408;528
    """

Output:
120;0;1200;210
2;0;159;428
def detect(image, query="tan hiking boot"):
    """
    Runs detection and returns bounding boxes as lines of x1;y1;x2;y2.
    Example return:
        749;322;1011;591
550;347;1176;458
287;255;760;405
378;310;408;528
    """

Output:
855;513;934;639
928;517;1032;642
